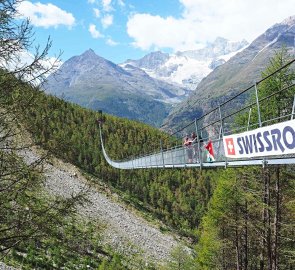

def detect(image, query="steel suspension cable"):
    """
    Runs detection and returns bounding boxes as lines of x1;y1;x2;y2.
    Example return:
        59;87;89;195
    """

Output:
170;58;295;137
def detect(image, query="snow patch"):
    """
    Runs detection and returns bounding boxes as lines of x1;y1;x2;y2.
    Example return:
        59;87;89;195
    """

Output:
252;36;280;62
218;44;248;62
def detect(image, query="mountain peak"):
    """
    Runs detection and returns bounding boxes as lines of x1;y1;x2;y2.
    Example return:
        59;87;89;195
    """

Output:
213;37;227;44
122;51;170;70
281;15;295;26
82;48;97;57
77;49;117;67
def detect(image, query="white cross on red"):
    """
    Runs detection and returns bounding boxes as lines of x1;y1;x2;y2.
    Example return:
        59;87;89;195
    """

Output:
228;141;234;153
225;138;235;155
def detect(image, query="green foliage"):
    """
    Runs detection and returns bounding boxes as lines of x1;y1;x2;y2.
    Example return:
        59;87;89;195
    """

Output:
6;85;215;239
98;254;126;270
196;166;295;269
5;217;130;270
196;169;237;269
236;47;295;129
0;75;156;270
164;245;196;270
0;77;217;267
196;49;295;269
0;127;107;268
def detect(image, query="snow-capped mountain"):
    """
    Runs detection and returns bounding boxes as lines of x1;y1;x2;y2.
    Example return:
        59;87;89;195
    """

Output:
163;15;295;131
121;37;248;90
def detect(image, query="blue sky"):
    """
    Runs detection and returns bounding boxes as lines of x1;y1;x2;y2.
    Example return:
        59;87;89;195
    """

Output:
18;0;295;64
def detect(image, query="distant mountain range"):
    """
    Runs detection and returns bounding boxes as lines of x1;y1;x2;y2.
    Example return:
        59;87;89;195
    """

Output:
163;15;295;131
44;49;188;127
44;16;295;129
44;38;246;127
121;37;248;90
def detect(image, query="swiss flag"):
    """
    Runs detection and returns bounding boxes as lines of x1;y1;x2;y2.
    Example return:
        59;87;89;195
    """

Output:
205;140;215;161
225;138;235;156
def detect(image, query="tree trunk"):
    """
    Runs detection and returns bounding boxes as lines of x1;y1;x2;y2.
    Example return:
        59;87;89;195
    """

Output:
236;211;241;270
244;200;248;270
272;166;280;270
260;168;268;270
265;168;272;270
222;226;227;270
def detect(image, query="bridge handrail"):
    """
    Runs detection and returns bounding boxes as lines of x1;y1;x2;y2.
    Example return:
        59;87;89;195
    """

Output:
100;57;295;169
170;58;295;137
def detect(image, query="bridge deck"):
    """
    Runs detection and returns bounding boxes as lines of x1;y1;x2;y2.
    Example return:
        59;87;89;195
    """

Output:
100;58;295;170
100;129;295;169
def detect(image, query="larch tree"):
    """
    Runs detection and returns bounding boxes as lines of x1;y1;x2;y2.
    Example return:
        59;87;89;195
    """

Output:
0;0;86;258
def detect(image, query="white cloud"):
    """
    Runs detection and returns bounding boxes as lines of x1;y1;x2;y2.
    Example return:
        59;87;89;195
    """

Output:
101;14;113;28
88;0;95;3
102;0;112;11
1;50;62;85
127;14;200;51
106;38;118;46
93;8;100;18
89;24;103;38
127;0;295;51
18;1;75;29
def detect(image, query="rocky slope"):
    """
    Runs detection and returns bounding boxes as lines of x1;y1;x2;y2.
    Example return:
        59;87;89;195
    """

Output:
19;147;181;264
0;263;19;270
163;15;295;131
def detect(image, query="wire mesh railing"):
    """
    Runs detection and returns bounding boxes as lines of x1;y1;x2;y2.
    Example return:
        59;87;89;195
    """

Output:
100;58;295;169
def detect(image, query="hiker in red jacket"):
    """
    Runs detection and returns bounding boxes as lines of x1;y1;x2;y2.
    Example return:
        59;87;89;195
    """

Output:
205;140;215;162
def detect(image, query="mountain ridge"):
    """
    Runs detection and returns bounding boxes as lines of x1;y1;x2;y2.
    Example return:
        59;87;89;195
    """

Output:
44;49;188;127
163;15;295;131
44;37;247;127
121;37;248;90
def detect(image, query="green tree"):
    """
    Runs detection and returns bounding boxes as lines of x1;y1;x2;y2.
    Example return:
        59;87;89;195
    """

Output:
0;0;85;260
196;49;295;270
166;245;196;270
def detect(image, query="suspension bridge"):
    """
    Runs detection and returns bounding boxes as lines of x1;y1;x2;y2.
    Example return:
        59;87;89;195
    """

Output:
100;58;295;169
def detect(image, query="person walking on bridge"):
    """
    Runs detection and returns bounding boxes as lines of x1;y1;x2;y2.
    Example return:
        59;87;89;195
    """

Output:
183;134;193;163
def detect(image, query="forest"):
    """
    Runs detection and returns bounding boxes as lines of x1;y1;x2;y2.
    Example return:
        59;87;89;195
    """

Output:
0;0;294;269
1;49;293;269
